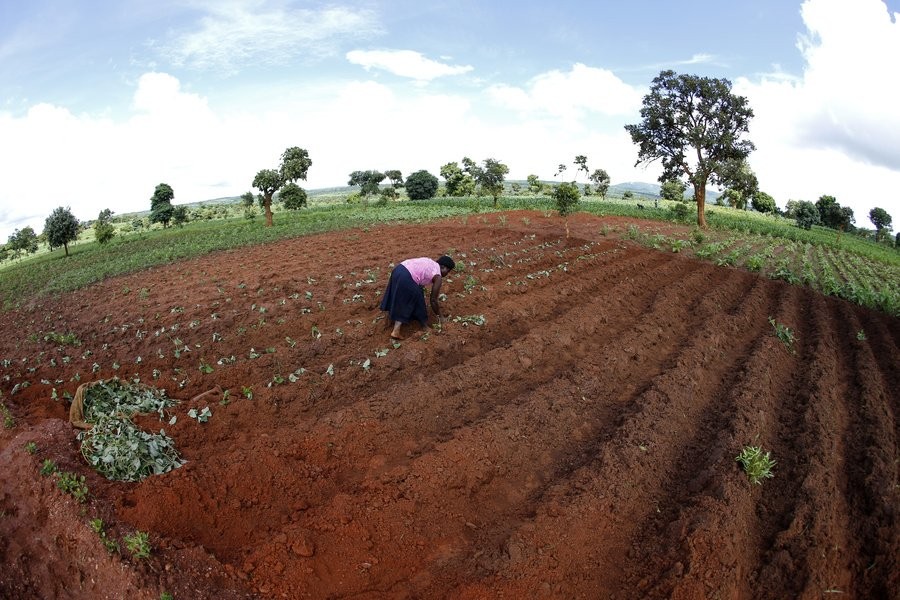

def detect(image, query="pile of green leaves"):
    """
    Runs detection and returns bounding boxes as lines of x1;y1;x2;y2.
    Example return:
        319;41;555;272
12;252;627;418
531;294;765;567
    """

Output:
77;379;185;482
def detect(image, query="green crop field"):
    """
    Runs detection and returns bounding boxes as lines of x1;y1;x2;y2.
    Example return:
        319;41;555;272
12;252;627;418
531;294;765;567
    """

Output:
1;194;897;316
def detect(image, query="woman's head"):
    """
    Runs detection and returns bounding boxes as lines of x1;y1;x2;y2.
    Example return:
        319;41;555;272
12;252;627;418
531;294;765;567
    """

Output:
437;255;455;276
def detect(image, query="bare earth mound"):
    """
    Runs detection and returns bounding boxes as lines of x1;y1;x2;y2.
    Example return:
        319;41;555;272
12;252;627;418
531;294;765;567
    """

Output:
1;211;897;599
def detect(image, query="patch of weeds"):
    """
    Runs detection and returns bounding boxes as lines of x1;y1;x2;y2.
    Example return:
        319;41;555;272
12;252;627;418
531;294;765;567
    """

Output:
463;275;479;294
123;530;151;559
670;239;688;253
856;330;866;341
736;445;776;485
691;229;705;245
90;518;120;554
198;361;214;374
24;441;37;454
56;471;89;503
43;331;82;346
768;317;796;354
40;459;58;476
1;403;14;428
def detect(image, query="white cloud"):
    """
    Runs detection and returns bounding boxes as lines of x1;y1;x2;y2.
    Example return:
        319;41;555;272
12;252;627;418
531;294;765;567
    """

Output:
735;0;900;220
487;63;644;122
346;49;473;82
160;3;382;73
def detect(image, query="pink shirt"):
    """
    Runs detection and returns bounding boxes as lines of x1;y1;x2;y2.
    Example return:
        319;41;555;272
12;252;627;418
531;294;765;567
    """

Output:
401;257;440;286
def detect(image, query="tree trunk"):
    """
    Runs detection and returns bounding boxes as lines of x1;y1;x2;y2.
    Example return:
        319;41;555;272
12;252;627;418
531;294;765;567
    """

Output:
64;243;69;257
264;193;274;227
694;182;708;229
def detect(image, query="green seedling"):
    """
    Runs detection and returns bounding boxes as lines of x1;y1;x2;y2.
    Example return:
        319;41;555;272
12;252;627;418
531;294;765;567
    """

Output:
768;317;796;354
40;459;58;476
241;386;253;400
24;441;37;454
124;530;151;559
856;330;866;341
736;445;776;485
187;407;212;423
56;471;89;502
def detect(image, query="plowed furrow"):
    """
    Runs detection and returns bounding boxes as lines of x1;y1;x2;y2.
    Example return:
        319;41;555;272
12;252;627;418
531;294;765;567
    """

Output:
830;300;898;597
612;278;792;599
239;263;757;597
266;248;681;423
445;268;775;597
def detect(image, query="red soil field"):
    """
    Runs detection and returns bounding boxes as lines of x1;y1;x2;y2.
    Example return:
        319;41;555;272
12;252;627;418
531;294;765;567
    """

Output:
0;211;897;599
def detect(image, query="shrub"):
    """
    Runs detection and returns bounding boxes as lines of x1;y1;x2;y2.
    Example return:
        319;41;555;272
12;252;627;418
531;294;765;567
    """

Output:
553;182;581;216
794;201;820;230
405;170;439;200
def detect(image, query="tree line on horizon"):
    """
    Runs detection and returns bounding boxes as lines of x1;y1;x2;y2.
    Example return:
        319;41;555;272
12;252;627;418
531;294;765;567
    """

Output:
2;69;896;262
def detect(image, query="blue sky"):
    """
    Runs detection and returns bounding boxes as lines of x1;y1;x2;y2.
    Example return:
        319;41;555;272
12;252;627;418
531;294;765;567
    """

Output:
1;0;899;240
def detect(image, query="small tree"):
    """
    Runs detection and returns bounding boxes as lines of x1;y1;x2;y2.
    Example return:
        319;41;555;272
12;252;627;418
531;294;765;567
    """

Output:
240;191;255;207
623;190;634;201
625;70;755;228
440;162;475;197
171;205;188;227
553;182;580;238
405;170;439;200
526;174;542;194
94;209;116;245
44;206;80;256
589;169;610;199
149;183;175;228
7;227;38;260
660;179;687;203
253;147;312;227
477;158;509;207
280;182;308;210
348;170;386;198
795;201;820;230
869;207;893;242
752;191;777;214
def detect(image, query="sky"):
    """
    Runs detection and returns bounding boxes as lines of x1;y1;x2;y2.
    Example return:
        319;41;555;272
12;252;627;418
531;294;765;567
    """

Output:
1;0;899;240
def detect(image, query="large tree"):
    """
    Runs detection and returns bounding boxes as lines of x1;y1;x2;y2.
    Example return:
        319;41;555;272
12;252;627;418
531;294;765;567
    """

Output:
405;170;439;200
625;70;755;228
44;206;80;256
253;147;312;227
150;183;175;228
795;201;820;230
869;207;893;241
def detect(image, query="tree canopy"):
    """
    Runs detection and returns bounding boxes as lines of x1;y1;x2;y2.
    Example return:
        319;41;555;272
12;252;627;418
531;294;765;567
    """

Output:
751;191;777;214
869;207;893;241
795;200;820;230
150;183;175;228
348;170;386;197
625;70;755;228
7;227;38;260
440;161;475;197
252;146;312;226
815;195;854;231
589;169;611;199
475;158;509;207
280;182;308;210
94;209;116;245
659;179;686;203
43;206;80;256
405;170;439;200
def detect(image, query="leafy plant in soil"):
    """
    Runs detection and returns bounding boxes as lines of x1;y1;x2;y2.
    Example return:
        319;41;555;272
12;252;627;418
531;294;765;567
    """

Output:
736;445;776;485
77;379;184;481
123;530;151;559
768;317;796;354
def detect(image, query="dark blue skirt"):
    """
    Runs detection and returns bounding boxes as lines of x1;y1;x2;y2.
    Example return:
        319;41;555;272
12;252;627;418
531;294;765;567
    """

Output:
380;264;428;325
